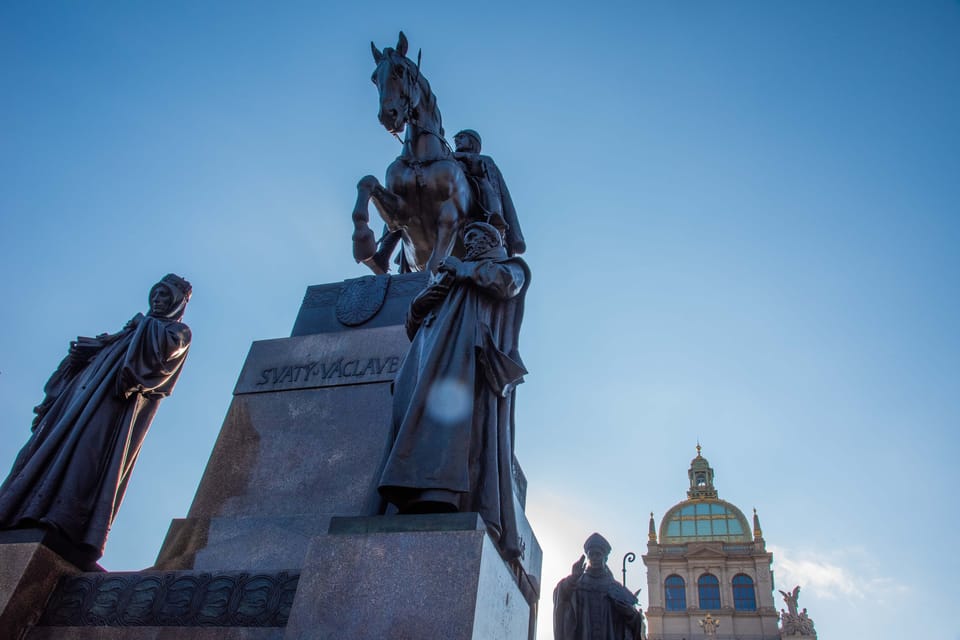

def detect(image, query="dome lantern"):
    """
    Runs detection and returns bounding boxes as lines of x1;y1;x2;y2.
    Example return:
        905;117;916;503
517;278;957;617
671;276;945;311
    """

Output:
687;443;718;500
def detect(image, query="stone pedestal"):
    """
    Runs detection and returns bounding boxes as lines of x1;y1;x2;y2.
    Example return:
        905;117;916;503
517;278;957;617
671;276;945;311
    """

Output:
285;514;534;640
154;324;411;572
0;541;79;638
154;275;541;586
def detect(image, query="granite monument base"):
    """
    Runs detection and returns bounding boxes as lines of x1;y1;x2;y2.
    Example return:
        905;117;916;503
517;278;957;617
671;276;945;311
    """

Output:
152;315;541;587
8;275;541;638
285;513;535;640
0;540;79;638
154;324;411;572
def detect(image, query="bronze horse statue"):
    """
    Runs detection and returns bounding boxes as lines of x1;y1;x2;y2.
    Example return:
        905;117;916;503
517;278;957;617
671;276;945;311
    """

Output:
352;32;474;274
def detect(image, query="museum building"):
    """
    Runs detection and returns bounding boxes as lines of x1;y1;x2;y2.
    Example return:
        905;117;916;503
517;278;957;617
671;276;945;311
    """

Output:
642;447;782;640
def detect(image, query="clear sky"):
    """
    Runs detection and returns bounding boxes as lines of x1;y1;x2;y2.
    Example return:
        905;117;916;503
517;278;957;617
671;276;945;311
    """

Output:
1;2;958;638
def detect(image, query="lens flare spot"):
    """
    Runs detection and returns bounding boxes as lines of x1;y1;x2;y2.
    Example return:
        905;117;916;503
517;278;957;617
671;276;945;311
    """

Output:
426;378;471;425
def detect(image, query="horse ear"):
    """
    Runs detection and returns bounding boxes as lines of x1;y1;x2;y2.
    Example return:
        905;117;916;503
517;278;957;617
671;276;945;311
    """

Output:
371;41;383;64
397;31;409;57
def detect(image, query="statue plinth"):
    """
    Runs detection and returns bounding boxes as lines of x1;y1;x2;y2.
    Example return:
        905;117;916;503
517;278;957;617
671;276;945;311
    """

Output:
0;538;79;637
154;323;412;571
286;514;535;640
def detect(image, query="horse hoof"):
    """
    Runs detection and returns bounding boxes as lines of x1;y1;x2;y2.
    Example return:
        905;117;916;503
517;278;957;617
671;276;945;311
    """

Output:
361;256;389;275
357;175;379;191
371;251;392;275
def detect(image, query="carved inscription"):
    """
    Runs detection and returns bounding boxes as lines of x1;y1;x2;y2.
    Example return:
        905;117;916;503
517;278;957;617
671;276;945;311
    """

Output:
234;325;411;395
256;355;402;388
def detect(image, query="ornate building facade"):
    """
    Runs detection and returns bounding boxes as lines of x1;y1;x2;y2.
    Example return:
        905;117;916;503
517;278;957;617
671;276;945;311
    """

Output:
642;447;783;640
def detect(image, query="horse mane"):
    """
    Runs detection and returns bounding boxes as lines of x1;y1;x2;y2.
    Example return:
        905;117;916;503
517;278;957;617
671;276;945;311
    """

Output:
417;75;443;137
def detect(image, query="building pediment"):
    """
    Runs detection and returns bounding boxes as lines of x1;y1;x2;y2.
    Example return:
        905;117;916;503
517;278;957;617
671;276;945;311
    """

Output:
684;543;727;558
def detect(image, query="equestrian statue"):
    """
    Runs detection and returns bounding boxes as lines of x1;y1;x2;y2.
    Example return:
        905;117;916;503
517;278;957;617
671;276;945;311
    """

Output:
352;31;525;274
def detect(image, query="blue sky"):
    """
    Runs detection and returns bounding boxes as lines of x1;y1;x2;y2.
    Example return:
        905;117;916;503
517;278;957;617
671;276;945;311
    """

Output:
1;2;958;638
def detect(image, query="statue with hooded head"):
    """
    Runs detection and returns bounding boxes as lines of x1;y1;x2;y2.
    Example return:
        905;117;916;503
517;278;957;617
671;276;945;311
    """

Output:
0;274;192;569
378;222;530;560
554;533;645;640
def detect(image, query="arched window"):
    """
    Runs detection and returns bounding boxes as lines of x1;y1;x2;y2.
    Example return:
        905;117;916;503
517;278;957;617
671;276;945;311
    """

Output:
664;575;686;611
733;574;757;611
698;573;720;609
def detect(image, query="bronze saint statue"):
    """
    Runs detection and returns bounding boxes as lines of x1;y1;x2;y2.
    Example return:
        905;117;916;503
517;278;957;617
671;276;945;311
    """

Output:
0;274;192;568
378;222;529;559
554;533;645;640
453;129;526;257
351;32;526;274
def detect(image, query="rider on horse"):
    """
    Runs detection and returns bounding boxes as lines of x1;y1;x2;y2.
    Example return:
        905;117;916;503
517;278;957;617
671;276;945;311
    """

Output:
453;129;526;258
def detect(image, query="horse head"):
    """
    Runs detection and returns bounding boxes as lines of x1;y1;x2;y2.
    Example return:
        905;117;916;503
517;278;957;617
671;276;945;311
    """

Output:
370;32;434;135
355;32;475;274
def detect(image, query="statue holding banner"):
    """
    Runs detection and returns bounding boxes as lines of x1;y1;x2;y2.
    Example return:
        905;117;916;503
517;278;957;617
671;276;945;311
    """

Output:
0;274;192;568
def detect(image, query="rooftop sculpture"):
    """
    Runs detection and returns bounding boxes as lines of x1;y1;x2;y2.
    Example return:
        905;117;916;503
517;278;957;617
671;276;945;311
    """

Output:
780;586;818;637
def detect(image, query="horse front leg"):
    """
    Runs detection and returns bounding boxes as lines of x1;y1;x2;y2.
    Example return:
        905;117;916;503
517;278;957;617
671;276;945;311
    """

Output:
352;175;406;274
352;175;380;267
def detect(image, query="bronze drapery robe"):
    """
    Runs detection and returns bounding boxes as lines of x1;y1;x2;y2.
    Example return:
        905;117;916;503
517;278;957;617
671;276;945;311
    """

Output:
0;311;190;562
553;567;644;640
378;249;529;558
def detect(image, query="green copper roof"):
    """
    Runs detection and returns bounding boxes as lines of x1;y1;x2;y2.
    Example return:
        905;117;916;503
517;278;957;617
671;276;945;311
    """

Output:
659;499;752;543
